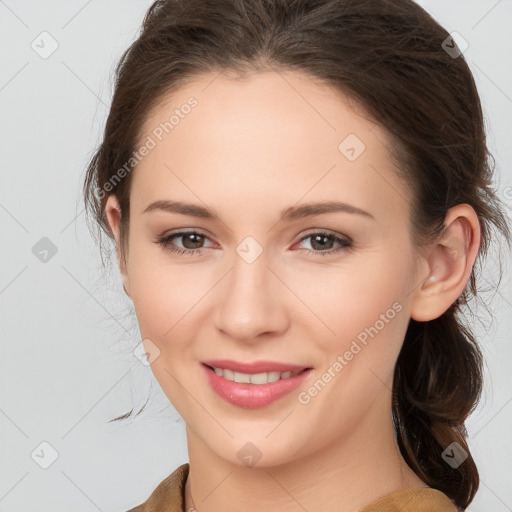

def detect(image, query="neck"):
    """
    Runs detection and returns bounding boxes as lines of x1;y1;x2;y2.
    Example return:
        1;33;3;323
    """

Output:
184;394;427;512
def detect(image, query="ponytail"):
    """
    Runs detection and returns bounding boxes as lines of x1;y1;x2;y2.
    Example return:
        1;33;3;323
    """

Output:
393;308;483;509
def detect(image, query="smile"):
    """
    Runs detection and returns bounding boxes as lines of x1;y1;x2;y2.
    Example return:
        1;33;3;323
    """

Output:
201;362;313;409
207;365;304;385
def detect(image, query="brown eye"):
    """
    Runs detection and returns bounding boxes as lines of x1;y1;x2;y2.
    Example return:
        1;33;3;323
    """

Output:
179;232;205;249
296;231;352;256
154;230;214;256
309;234;336;251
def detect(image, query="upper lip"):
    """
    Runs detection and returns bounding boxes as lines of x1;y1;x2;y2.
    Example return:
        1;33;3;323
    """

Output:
202;359;311;374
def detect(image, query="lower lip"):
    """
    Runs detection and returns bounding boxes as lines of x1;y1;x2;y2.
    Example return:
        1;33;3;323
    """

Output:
202;364;313;409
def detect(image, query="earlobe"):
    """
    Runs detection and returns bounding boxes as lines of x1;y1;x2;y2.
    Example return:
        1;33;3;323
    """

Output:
410;204;481;322
104;195;132;299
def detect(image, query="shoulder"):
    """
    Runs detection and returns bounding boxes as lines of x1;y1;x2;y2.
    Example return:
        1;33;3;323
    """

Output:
359;487;460;512
126;463;190;512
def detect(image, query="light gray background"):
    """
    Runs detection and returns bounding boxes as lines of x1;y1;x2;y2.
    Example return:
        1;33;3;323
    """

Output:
1;1;511;511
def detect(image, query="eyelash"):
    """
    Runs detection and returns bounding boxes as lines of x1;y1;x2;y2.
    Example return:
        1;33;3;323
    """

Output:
153;229;353;257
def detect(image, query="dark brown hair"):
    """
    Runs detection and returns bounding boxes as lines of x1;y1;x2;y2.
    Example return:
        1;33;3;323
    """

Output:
83;0;511;509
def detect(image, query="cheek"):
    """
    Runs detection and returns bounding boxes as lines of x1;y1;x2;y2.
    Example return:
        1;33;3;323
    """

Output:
131;271;205;342
292;258;412;396
292;258;408;340
126;236;191;329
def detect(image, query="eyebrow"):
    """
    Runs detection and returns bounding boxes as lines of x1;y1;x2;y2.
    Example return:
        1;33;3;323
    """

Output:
143;199;375;221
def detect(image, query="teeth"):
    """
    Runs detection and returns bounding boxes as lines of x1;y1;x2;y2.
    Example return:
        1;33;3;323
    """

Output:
211;367;302;384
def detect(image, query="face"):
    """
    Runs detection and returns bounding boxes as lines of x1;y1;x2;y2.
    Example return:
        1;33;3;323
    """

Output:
106;70;426;467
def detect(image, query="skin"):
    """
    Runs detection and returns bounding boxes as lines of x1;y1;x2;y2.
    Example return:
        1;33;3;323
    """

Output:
105;70;481;512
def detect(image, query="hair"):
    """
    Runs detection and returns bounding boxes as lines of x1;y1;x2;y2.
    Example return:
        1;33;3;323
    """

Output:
83;0;512;509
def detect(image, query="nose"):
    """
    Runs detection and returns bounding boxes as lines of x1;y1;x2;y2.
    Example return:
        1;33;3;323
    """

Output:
213;252;290;342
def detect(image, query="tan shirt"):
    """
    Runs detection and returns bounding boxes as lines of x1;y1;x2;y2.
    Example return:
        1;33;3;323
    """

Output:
126;463;460;512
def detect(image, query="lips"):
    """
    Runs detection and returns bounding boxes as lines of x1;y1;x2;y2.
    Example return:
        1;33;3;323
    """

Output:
201;359;313;408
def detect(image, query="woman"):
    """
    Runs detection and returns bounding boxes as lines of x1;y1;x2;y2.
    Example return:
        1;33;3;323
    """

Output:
83;0;511;510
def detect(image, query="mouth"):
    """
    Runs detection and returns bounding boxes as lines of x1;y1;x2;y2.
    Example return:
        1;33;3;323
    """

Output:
201;361;314;409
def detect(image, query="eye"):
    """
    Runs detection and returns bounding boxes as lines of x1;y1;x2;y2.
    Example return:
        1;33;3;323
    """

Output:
154;229;215;256
294;230;352;256
154;229;352;257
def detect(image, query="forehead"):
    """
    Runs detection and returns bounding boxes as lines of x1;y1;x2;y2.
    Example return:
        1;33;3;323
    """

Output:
132;70;411;225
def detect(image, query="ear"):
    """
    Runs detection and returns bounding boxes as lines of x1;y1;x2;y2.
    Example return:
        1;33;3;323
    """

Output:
410;204;481;322
104;195;131;298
